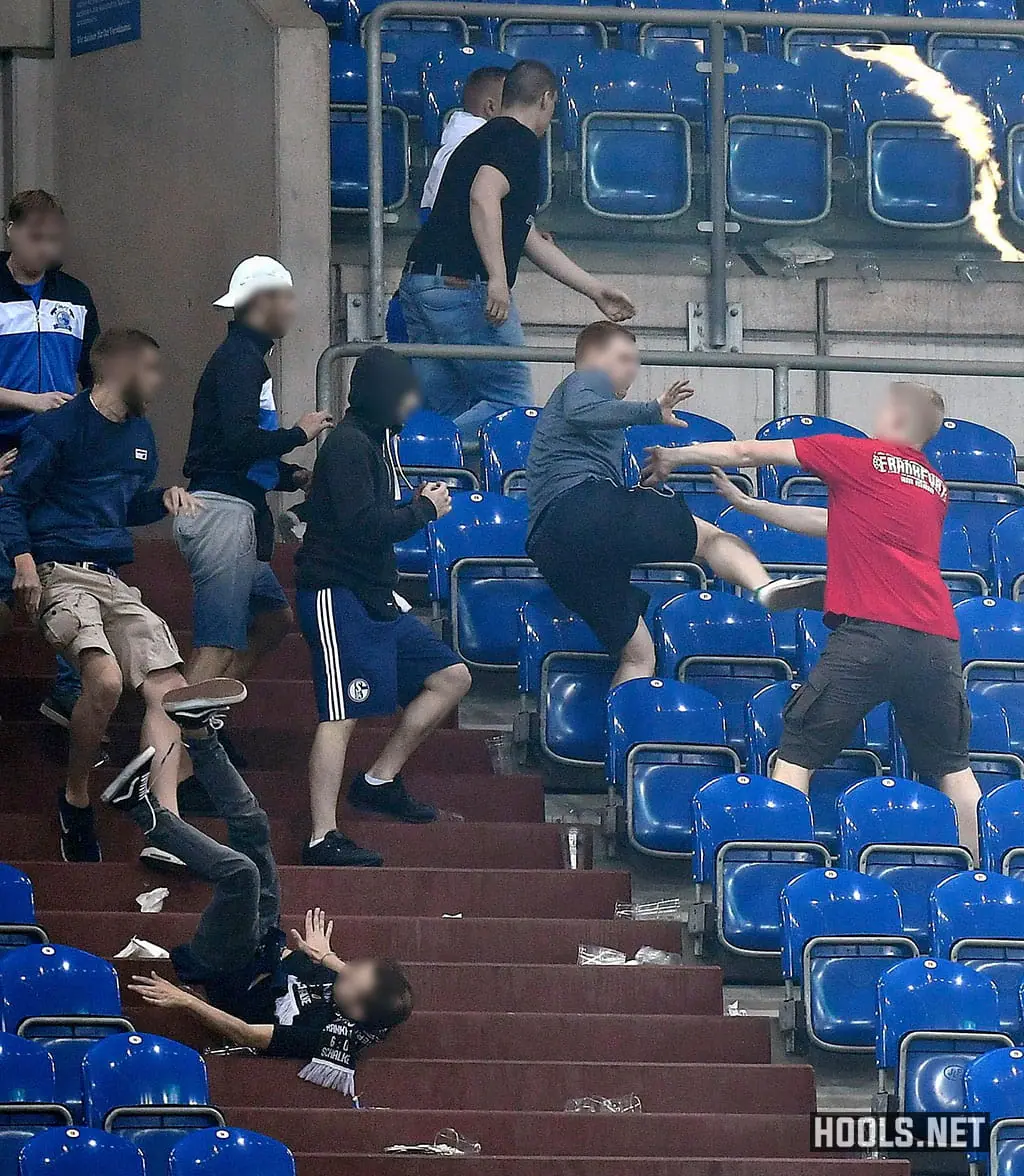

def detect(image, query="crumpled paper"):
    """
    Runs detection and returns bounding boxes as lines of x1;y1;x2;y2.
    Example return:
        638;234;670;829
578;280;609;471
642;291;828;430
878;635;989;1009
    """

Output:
136;887;170;913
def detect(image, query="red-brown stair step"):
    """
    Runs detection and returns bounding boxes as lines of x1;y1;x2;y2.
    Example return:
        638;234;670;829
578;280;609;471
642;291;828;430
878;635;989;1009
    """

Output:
295;1158;908;1176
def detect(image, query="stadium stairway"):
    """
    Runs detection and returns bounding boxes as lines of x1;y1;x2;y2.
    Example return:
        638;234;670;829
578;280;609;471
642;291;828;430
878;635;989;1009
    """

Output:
0;541;908;1175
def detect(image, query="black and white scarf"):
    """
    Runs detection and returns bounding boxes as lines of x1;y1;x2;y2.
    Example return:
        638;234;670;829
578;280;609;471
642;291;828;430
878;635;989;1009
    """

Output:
275;976;387;1095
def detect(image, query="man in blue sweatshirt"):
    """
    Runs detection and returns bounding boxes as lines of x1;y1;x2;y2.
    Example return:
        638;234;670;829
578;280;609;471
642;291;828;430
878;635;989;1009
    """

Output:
0;327;238;863
0;189;101;726
176;257;334;705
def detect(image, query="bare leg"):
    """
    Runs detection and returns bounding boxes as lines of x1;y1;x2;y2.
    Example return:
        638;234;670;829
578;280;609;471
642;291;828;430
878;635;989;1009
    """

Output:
228;607;292;681
693;517;770;592
67;649;123;806
612;617;657;689
139;667;189;813
308;718;358;841
367;664;473;781
772;756;813;796
938;767;981;863
186;646;235;684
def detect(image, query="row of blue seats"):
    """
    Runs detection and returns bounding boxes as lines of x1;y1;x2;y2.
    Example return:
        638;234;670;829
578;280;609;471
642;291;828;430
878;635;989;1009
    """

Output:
10;1125;291;1176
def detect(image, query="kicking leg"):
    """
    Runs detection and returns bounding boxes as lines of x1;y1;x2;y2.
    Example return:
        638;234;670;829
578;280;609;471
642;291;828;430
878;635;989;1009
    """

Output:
139;667;190;813
693;517;826;612
772;757;813;796
612;617;657;688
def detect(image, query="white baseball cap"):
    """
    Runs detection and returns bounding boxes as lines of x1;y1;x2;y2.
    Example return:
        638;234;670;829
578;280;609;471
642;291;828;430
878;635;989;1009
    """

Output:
213;256;294;309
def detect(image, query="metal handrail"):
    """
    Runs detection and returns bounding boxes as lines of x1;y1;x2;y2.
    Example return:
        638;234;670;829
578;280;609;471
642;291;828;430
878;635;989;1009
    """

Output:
316;340;1024;417
361;0;1024;340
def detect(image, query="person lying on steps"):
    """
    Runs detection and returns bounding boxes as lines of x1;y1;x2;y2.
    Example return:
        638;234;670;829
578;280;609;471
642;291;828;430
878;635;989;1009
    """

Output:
104;681;413;1093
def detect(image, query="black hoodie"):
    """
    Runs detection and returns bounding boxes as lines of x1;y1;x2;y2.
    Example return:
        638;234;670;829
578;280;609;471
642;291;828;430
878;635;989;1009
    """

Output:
294;348;437;615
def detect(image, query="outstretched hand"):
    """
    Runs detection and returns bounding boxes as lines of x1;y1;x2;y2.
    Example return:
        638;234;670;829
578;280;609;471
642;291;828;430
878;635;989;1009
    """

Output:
641;445;678;487
710;466;752;509
128;971;195;1009
657;380;694;426
288;906;335;964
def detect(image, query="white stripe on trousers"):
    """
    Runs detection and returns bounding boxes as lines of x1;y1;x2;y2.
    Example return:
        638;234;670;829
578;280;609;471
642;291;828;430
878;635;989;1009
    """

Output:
315;588;347;722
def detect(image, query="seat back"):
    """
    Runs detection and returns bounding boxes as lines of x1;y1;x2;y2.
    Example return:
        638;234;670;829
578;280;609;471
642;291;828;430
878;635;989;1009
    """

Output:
838;775;963;868
18;1126;145;1175
83;1033;211;1128
691;771;816;884
925;418;1019;485
562;49;675;153
992;509;1024;600
0;944;122;1028
330;106;408;211
966;693;1024;798
169;1127;296;1175
958;596;1024;671
0;1033;57;1106
965;1045;1024;1125
981;781;1024;875
715;505;827;572
623;414;740;515
0;867;45;957
499;0;606;75
755;413;867;498
398;409;469;480
427;491;530;601
518;599;604;699
480;407;540;494
420;46;516;143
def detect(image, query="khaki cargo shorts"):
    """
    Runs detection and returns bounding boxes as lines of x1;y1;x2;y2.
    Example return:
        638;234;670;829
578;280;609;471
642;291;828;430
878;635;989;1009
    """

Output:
37;563;182;690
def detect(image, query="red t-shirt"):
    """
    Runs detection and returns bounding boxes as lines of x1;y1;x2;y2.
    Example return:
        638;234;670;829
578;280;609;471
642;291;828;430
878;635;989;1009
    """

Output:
793;434;957;640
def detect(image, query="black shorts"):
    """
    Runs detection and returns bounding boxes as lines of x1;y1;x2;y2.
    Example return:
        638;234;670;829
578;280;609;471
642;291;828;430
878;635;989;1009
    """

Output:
526;479;699;656
778;618;971;780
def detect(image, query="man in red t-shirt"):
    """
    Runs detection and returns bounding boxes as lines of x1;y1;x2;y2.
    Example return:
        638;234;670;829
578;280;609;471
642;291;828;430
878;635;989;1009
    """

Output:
642;382;981;857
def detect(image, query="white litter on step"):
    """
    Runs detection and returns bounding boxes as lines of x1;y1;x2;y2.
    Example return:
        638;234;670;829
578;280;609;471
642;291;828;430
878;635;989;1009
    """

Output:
136;887;170;913
615;898;683;921
441;913;463;919
726;1000;749;1017
578;945;628;966
114;937;170;960
385;1130;481;1156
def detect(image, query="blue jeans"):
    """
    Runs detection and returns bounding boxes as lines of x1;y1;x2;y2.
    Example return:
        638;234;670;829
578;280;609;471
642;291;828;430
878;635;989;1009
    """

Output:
398;272;533;441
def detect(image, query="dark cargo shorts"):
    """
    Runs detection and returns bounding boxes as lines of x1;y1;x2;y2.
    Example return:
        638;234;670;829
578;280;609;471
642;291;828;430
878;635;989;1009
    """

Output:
778;617;971;780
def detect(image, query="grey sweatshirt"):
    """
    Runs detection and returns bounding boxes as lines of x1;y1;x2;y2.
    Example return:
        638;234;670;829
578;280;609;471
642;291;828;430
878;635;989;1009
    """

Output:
526;369;662;538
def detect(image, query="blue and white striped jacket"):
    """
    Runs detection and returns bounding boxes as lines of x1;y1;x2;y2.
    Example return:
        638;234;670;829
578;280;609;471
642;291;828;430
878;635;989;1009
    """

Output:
0;253;100;437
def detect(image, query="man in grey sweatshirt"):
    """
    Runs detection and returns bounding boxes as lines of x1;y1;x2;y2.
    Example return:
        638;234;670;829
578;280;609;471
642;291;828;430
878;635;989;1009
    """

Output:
525;321;823;686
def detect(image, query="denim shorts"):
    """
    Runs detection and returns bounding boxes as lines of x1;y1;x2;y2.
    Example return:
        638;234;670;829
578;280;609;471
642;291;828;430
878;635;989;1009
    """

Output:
173;492;290;651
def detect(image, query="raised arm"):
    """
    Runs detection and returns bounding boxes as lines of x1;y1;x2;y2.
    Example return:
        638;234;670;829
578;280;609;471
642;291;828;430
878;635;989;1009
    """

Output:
523;227;635;322
711;468;828;538
642;438;799;485
564;379;692;432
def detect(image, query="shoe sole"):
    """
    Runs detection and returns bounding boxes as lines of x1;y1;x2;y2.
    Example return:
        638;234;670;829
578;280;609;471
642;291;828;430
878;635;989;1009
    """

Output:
101;747;158;807
758;577;827;614
139;846;189;875
163;678;248;720
302;853;384;867
39;700;72;729
347;796;437;825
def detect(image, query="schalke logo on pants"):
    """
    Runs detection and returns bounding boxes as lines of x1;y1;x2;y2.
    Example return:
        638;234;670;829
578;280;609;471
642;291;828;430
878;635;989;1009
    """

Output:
348;679;371;703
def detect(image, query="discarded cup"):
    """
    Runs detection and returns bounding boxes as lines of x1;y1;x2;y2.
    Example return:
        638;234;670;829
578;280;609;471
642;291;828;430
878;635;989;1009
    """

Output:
615;898;683;921
633;946;683;966
578;944;628;966
565;1095;642;1114
559;824;594;870
485;733;516;776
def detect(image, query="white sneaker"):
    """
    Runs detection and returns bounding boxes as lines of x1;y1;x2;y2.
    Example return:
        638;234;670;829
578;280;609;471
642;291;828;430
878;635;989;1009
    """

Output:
114;936;170;960
755;577;827;613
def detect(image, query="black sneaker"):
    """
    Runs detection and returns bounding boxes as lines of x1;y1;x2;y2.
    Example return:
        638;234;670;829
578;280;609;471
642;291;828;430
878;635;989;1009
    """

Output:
754;577;827;613
57;792;101;862
162;678;247;732
302;831;383;867
101;747;157;829
348;774;437;823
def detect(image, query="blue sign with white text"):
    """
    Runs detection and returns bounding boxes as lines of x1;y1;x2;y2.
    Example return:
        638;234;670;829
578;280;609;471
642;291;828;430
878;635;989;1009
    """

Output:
70;0;142;56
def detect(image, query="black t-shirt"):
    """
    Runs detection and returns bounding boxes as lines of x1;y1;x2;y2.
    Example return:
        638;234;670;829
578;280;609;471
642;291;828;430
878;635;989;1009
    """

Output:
406;117;541;286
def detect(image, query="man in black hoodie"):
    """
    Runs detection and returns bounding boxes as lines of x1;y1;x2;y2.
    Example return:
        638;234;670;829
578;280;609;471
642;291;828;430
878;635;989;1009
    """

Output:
295;348;471;867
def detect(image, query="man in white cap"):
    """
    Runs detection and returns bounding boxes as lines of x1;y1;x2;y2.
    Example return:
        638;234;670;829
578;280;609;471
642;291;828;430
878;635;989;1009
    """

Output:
175;257;334;742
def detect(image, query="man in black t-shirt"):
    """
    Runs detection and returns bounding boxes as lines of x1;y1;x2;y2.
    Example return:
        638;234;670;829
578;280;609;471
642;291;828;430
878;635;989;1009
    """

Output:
400;59;636;437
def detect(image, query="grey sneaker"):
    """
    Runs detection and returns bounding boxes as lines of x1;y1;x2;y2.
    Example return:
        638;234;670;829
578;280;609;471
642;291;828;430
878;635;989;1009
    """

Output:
754;577;827;613
102;746;157;833
162;678;247;732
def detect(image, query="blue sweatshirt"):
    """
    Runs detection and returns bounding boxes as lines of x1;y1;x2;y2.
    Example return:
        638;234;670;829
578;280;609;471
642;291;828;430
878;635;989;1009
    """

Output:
0;253;101;437
525;369;662;537
0;392;166;568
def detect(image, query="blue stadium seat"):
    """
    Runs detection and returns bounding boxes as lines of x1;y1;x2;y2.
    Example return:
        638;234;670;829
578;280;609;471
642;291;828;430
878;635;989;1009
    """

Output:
654;591;792;753
911;0;1019;53
779;869;917;1053
308;0;347;30
608;678;741;856
397;410;478;490
993;509;1024;600
790;45;862;131
428;491;552;669
746;681;886;853
83;1034;223;1174
0;945;132;1121
846;61;974;227
931;871;1024;1037
420;46;516;144
876;958;1011;1113
988;68;1024;224
499;0;606;70
715;505;827;576
966;693;1024;796
942;521;990;597
18;1126;145;1175
690;772;829;957
933;39;1021;97
793;608;831;677
170;1128;296;1176
394;489;431;580
980;781;1024;878
621;0;749;56
765;0;887;60
755;413;867;501
838;776;973;951
623;413;753;522
480;407;540;495
561;51;690;219
0;1034;71;1173
329;42;372;103
959;596;1024;714
964;1047;1024;1173
0;867;46;957
725;55;832;224
330;106;409;211
517;599;611;765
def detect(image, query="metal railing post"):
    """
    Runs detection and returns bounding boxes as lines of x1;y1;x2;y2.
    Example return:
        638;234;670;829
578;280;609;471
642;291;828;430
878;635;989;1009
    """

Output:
366;10;387;340
707;18;728;350
773;365;791;418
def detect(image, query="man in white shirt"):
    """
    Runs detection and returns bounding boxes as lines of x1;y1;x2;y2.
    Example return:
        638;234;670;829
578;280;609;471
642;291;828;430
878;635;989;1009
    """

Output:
419;66;509;221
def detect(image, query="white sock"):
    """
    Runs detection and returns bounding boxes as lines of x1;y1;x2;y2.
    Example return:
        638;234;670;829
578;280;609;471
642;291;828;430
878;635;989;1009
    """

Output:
364;772;393;787
308;834;328;848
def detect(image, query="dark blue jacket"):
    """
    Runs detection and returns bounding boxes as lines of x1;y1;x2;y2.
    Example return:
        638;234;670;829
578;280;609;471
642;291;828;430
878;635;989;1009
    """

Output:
0;253;100;437
0;392;166;568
